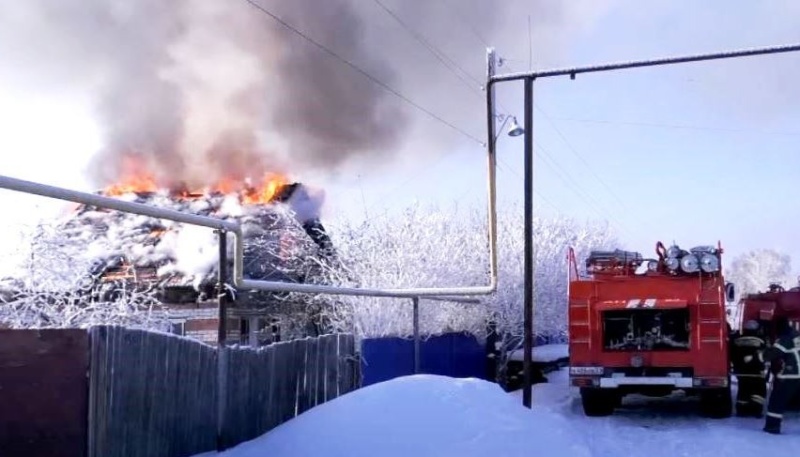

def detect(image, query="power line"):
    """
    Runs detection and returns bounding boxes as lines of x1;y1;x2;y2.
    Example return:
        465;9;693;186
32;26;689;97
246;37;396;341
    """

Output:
499;153;633;240
417;3;611;227
499;61;635;225
371;0;482;90
363;144;473;214
534;147;609;218
439;4;526;114
242;0;484;146
546;116;800;137
242;0;629;239
371;0;525;122
363;0;520;215
535;106;631;211
442;0;492;48
369;4;521;134
371;0;529;132
500;138;608;219
357;7;633;239
497;158;559;211
533;142;637;239
242;0;493;218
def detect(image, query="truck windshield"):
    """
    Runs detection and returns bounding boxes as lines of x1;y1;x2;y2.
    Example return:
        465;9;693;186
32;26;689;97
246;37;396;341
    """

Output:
602;309;690;351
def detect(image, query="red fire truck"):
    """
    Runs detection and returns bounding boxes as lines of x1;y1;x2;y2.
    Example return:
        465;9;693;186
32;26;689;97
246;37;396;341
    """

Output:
733;282;800;410
734;282;800;337
567;242;733;418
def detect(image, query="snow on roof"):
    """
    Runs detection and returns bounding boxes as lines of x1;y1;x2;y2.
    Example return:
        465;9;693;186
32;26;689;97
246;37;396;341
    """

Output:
200;374;591;457
26;190;317;292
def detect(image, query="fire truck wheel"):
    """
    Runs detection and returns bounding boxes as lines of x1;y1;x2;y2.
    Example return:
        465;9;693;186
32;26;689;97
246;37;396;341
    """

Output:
580;388;617;417
699;387;732;419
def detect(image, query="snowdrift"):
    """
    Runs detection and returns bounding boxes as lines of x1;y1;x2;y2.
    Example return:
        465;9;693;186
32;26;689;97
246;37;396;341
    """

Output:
206;374;592;457
509;343;570;362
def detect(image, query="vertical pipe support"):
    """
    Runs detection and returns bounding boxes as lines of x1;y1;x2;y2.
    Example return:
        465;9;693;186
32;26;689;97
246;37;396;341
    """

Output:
485;47;499;299
216;229;229;451
248;317;259;347
217;230;229;346
413;297;421;375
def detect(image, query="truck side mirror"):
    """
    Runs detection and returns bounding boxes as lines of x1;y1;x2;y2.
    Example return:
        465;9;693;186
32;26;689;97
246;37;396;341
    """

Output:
725;282;736;303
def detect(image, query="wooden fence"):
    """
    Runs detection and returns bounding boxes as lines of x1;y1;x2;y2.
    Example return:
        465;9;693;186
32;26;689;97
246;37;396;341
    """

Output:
221;334;357;448
86;326;359;457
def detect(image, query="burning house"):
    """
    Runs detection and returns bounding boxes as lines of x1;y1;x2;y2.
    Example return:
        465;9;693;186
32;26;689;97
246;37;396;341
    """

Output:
1;170;338;345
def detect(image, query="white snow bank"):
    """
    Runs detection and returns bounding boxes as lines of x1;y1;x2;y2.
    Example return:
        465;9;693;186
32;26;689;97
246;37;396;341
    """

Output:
509;344;569;363
200;374;592;457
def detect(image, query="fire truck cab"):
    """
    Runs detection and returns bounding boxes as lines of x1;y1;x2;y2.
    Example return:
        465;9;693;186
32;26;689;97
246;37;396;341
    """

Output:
568;242;732;418
734;282;800;337
734;282;800;410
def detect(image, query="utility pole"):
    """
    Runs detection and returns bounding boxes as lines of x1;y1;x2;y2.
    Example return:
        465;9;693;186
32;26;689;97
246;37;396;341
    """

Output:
487;47;533;408
522;76;534;409
486;48;498;150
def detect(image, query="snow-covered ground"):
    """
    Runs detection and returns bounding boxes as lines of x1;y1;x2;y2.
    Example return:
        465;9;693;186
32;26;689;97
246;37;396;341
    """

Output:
517;369;800;456
508;343;569;362
198;374;592;457
197;367;800;457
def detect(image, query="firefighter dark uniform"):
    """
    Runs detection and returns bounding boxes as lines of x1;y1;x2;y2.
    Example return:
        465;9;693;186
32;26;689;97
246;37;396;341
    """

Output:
763;318;800;434
731;321;767;417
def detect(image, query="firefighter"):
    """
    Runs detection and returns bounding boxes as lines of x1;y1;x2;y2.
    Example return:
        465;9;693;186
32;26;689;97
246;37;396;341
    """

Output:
731;320;766;417
763;316;800;434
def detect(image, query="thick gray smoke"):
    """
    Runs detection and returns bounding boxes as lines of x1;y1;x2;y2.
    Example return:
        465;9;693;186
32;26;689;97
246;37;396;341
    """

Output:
0;0;604;188
89;0;412;188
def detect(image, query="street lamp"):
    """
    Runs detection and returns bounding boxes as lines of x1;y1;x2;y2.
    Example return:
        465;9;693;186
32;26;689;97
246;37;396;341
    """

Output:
507;117;524;137
495;114;525;142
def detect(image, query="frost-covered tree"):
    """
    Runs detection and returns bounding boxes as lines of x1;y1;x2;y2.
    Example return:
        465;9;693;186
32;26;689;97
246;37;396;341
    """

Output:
0;222;171;330
726;248;794;298
0;200;618;345
314;203;491;340
317;202;619;344
482;208;618;370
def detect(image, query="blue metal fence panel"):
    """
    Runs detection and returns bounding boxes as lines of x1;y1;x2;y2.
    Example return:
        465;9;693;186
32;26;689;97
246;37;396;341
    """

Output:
360;333;487;387
446;333;486;379
360;337;414;386
359;332;567;387
421;334;450;375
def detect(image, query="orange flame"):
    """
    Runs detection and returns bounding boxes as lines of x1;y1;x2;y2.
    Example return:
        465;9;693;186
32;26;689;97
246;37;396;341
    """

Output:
102;157;290;206
213;178;239;195
104;156;159;196
241;173;289;205
105;174;158;196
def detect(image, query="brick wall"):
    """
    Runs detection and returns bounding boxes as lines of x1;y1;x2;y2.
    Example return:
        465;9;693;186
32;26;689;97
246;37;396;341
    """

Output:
182;318;240;345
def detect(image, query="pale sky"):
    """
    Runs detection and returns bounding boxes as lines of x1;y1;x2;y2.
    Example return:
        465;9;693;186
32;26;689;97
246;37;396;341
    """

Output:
1;0;799;275
323;0;800;273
